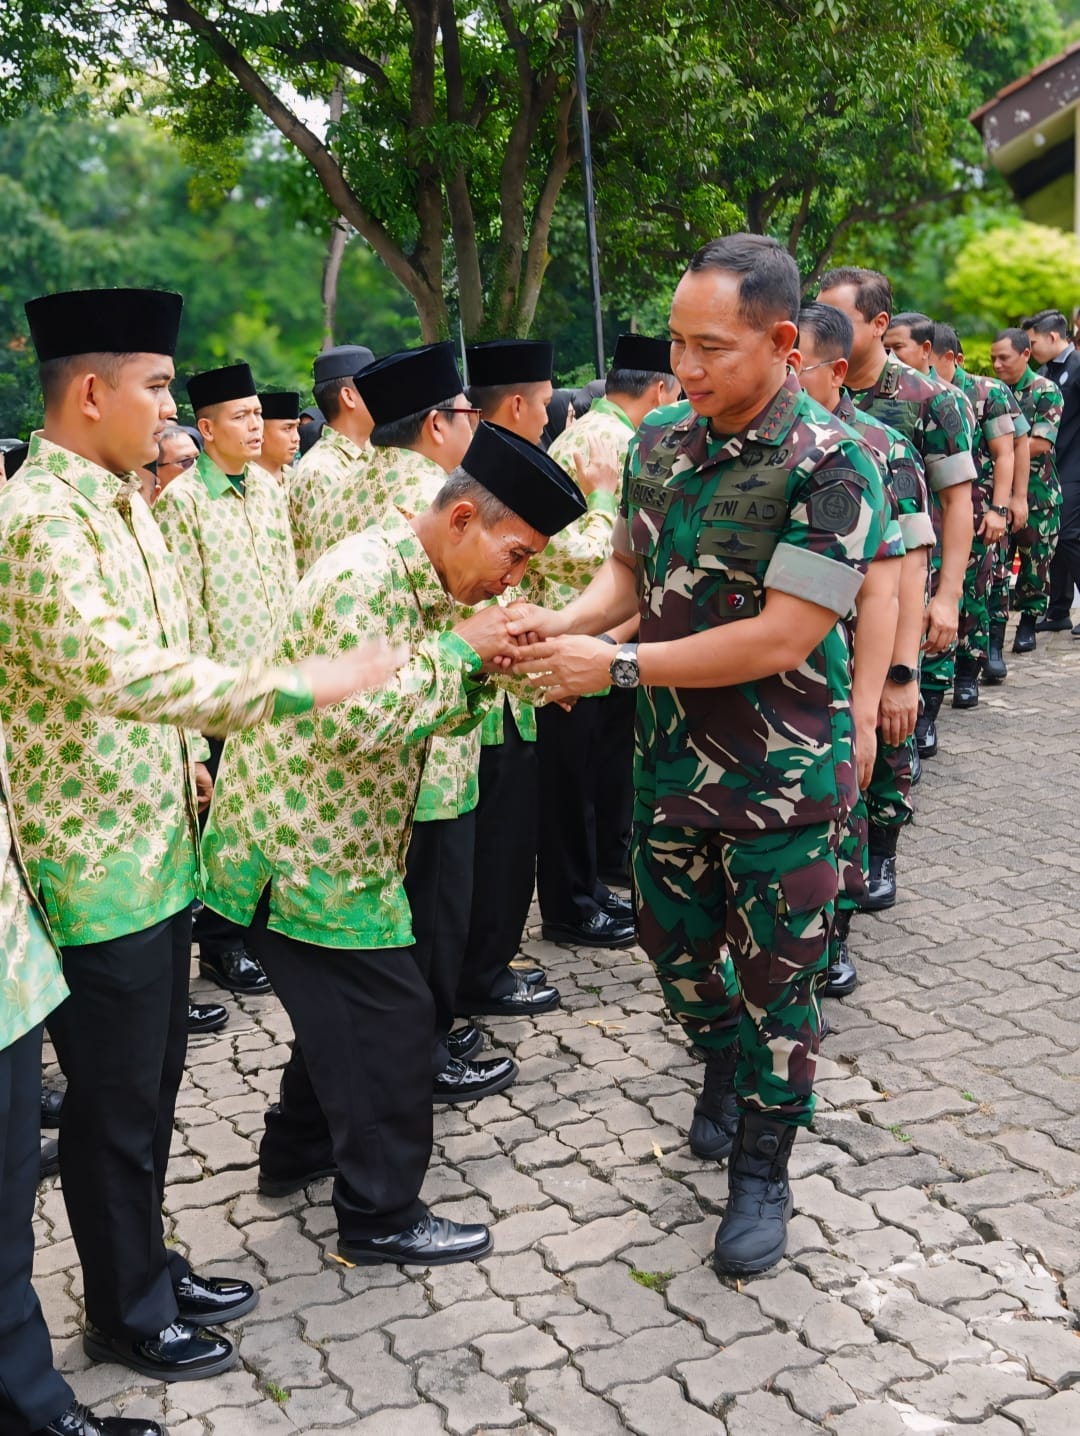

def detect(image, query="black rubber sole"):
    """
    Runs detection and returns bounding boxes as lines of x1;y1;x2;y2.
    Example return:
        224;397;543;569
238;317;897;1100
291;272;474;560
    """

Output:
713;1194;795;1277
82;1331;238;1382
337;1232;494;1268
258;1165;337;1197
178;1288;259;1327
540;924;635;950
457;993;561;1017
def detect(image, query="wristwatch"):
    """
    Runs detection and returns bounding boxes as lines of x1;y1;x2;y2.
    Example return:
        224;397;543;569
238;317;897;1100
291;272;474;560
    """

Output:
887;664;918;685
609;642;640;689
989;504;1009;517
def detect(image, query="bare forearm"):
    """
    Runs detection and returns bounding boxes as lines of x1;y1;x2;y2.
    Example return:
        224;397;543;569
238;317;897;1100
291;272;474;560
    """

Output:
989;441;1014;508
894;549;928;666
937;485;974;600
555;555;639;635
853;588;899;717
1011;437;1030;502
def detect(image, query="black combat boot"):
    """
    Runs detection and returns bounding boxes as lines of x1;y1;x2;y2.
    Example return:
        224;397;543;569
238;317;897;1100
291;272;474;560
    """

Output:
952;655;980;709
688;1044;739;1162
1012;613;1037;653
984;621;1008;681
862;824;898;910
914;689;942;758
1035;613;1071;632
713;1111;797;1276
822;910;857;997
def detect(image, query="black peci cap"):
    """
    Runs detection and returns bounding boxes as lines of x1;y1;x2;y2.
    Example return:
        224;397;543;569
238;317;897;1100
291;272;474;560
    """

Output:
610;333;674;376
187;363;257;414
313;345;375;385
466;340;554;388
25;288;183;362
354;343;463;426
259;391;301;421
461;422;586;536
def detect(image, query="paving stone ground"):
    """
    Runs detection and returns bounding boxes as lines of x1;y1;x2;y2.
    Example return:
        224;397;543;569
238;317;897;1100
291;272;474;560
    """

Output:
36;621;1080;1434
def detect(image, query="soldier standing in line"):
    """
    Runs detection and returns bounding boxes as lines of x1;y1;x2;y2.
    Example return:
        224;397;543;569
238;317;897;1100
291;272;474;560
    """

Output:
989;327;1063;655
505;236;889;1275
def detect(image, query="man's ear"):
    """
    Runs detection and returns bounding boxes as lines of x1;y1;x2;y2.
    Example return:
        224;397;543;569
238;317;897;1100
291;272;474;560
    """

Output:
197;416;214;443
76;371;104;422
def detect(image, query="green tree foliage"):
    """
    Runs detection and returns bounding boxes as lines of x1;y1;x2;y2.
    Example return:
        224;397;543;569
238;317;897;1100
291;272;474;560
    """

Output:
945;221;1080;332
0;105;419;436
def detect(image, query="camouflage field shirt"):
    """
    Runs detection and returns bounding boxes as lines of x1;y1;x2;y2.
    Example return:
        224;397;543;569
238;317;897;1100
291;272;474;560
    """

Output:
154;450;298;664
834;393;935;553
619;376;888;834
849;353;976;496
288;426;374;578
201;507;492;949
0;731;67;1050
1012;367;1063;505
952;367;1025;511
0;436;313;946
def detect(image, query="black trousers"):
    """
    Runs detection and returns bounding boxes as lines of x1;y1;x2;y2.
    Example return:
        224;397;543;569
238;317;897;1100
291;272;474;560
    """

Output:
193;736;248;961
404;809;476;1069
46;911;191;1340
459;702;537;1004
249;901;433;1241
594;687;636;883
0;1024;73;1436
1047;477;1080;619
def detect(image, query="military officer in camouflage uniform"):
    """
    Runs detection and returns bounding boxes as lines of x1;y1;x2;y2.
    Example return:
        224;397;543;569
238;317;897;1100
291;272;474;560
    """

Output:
506;235;889;1277
989;328;1063;654
794;304;934;1001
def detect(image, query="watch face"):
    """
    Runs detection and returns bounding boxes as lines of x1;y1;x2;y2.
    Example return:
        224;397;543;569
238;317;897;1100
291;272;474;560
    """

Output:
611;657;639;689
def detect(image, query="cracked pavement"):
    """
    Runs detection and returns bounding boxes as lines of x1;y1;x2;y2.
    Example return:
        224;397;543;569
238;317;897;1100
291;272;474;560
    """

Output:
35;625;1080;1433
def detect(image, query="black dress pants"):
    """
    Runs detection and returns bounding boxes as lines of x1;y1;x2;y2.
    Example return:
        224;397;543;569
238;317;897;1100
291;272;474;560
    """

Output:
0;1024;73;1436
193;736;248;961
1047;477;1080;619
594;687;636;884
249;900;434;1241
404;810;476;1069
459;702;537;1004
536;698;609;926
46;910;191;1341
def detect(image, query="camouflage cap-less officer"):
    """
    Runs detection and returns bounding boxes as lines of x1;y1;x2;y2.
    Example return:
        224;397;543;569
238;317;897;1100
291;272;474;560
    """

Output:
504;236;889;1279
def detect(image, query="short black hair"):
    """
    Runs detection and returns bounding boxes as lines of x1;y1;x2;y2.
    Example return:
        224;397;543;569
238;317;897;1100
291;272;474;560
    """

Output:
38;351;136;408
1022;309;1068;338
818;266;893;324
467;380;549;417
932;323;960;357
370;407;431;449
687;234;800;327
994;327;1031;353
605;369;679;400
797;303;853;361
313;375;354;423
888;312;935;347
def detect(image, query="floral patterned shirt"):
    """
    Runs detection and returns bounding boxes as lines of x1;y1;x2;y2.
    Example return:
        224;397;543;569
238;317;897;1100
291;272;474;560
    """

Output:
0;436;314;946
154;451;298;664
0;731;67;1050
288;426;375;578
201;508;491;949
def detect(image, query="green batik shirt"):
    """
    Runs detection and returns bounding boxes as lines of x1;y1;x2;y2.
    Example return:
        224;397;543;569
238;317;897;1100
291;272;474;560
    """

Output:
288;426;375;578
1012;367;1062;505
849;353;976;496
0;435;314;947
0;730;68;1051
201;507;492;949
619;375;888;834
835;393;936;553
154;451;298;664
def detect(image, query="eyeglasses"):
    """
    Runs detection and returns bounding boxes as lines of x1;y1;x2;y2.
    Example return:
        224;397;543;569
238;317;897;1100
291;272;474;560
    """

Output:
159;453;198;473
799;359;837;374
434;405;483;422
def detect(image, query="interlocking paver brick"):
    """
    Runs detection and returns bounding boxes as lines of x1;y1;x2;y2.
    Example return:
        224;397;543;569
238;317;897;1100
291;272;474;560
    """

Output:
679;1330;821;1405
609;1376;726;1434
891;1363;1049;1421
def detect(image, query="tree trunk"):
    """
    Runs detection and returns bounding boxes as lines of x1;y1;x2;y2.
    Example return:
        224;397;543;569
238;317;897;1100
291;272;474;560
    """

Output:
321;218;350;350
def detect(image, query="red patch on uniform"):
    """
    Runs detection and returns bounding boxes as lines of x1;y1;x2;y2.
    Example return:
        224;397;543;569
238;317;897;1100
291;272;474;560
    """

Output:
727;593;746;610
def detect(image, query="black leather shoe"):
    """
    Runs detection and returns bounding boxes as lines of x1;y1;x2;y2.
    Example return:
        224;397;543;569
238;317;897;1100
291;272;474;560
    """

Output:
34;1398;166;1435
600;890;634;923
541;910;636;949
460;975;561;1017
447;1024;484;1062
434;1055;518;1103
39;1136;60;1182
339;1211;493;1267
41;1086;64;1128
1012;614;1037;652
984;620;1008;681
187;1000;228;1035
1035;615;1071;632
952;658;979;709
83;1320;236;1382
688;1045;739;1163
713;1113;797;1276
175;1271;257;1326
198;948;271;995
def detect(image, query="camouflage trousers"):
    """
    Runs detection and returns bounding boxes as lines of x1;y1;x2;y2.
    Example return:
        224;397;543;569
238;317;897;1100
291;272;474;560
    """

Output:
958;530;996;664
835;737;913;920
988;503;1062;624
921;554;955;693
631;820;839;1126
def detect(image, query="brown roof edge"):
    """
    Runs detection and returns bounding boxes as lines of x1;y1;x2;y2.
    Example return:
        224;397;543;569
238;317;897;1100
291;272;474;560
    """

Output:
970;39;1080;129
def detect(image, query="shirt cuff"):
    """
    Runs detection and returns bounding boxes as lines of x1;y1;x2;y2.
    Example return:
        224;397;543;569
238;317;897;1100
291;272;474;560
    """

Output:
439;629;484;675
765;542;865;616
984;415;1014;440
926;450;977;491
272;669;315;719
1033;422;1058;443
899;512;937;550
587;490;619;517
